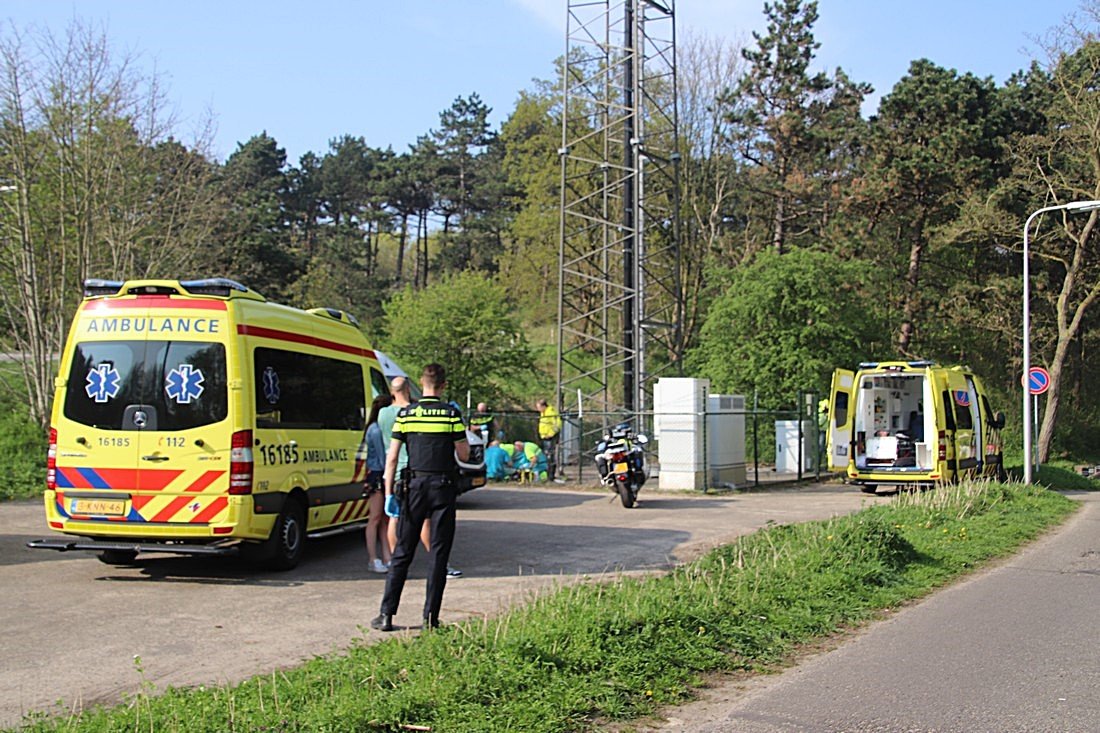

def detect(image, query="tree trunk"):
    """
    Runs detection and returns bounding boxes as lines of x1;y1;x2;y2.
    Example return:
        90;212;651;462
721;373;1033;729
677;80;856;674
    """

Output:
395;212;408;284
1037;335;1070;463
772;158;787;255
897;215;927;356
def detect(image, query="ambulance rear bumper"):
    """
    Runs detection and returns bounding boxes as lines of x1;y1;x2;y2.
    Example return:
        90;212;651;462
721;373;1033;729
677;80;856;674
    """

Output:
26;538;240;557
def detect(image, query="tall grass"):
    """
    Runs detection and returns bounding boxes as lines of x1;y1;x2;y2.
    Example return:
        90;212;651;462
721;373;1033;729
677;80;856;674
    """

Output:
10;481;1075;732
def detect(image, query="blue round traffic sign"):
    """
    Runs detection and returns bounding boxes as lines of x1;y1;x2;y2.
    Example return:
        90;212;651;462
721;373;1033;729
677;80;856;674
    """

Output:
1028;366;1050;395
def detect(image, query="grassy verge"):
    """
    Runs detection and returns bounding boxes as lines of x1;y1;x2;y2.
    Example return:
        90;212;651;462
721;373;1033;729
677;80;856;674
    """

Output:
11;481;1076;732
1032;460;1100;491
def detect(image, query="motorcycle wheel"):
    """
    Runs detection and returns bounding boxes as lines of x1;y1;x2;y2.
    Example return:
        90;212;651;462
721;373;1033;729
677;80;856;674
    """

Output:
617;481;636;508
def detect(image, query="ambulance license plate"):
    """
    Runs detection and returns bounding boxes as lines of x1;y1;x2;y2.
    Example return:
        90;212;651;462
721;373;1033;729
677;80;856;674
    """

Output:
614;462;629;474
71;498;125;516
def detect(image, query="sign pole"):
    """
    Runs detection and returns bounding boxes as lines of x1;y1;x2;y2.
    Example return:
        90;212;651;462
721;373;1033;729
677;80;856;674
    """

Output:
1033;393;1040;475
1023;365;1051;480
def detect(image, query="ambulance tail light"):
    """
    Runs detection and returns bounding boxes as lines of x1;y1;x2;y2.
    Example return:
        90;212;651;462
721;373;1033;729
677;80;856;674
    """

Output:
229;430;254;495
938;431;947;461
46;427;57;491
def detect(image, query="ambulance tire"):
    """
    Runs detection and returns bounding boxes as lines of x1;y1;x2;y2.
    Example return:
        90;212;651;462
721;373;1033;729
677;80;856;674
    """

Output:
97;549;138;565
859;484;879;494
256;499;306;571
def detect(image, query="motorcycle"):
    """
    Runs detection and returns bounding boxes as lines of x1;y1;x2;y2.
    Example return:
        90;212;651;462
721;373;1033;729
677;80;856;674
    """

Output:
595;422;649;508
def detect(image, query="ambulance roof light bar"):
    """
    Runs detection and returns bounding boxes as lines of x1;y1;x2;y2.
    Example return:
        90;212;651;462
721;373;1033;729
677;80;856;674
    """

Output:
180;278;251;296
857;360;937;370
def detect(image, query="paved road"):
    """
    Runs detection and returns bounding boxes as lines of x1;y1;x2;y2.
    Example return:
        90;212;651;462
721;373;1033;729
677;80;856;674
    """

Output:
660;491;1100;733
0;483;882;727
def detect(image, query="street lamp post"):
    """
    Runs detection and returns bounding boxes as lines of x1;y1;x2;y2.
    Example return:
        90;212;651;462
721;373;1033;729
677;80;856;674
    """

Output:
1022;200;1100;484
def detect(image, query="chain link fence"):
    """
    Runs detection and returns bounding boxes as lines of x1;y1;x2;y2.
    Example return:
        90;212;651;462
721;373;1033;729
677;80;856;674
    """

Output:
476;390;827;490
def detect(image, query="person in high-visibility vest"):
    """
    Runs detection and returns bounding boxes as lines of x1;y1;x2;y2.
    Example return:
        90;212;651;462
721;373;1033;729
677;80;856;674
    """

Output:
469;402;496;444
511;440;548;482
536;398;563;481
373;363;469;632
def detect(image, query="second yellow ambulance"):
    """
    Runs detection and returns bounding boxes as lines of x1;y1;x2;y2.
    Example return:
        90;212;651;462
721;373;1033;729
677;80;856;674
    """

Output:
826;361;1006;492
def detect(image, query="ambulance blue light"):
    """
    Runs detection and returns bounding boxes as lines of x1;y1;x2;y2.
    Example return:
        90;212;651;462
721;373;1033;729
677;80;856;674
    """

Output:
180;278;250;297
83;279;124;297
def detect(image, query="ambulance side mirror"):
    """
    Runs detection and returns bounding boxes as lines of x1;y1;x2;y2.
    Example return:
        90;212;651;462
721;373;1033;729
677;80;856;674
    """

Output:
992;411;1005;429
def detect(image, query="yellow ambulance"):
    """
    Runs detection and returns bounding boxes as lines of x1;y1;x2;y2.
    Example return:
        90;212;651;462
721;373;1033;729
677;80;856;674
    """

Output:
826;361;1006;492
30;278;389;569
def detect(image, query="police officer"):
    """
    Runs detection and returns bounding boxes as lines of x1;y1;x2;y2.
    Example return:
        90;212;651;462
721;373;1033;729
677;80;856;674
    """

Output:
372;363;469;632
468;401;495;444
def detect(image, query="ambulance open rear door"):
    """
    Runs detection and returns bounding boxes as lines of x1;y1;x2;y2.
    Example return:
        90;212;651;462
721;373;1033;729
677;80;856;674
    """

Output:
826;368;855;472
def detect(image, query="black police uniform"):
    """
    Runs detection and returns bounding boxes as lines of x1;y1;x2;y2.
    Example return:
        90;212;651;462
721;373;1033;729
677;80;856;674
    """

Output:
378;396;466;626
468;409;494;442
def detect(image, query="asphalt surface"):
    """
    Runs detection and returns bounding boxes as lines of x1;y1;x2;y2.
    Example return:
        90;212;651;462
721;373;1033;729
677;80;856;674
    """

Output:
0;482;883;728
658;490;1100;733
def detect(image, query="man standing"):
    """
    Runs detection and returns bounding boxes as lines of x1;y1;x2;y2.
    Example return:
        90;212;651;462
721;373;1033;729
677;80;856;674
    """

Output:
373;364;469;632
378;376;412;555
469;402;496;444
536;397;563;482
380;375;462;578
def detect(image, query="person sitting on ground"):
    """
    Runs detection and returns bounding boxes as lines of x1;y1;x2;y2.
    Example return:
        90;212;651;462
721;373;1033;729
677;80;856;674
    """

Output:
513;440;549;482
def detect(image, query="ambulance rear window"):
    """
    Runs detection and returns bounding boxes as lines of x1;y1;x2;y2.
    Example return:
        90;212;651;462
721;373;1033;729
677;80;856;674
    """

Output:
64;341;228;430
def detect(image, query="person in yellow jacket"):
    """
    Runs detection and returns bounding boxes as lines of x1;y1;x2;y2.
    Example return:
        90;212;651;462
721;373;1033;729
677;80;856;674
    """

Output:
536;398;563;482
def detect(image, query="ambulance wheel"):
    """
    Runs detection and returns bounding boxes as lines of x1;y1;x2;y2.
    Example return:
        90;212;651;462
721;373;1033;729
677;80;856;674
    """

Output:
859;484;879;494
262;500;306;571
618;482;636;508
97;549;138;565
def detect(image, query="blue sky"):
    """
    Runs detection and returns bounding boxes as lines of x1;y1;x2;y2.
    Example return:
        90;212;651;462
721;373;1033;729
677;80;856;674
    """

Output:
2;1;1085;164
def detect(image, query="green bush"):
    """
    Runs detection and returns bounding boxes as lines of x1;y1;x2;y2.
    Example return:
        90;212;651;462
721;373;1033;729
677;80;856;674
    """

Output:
0;401;44;502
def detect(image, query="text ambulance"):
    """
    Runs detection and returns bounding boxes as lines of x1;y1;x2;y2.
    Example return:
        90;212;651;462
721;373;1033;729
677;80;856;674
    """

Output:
826;361;1006;492
30;278;389;569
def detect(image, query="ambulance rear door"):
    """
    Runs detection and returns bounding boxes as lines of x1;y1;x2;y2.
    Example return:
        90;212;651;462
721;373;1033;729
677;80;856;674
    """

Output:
827;368;855;472
945;370;978;476
54;297;231;527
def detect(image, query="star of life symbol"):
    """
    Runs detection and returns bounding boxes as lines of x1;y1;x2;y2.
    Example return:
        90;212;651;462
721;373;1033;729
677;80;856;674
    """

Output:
262;366;281;404
85;364;121;403
165;364;205;404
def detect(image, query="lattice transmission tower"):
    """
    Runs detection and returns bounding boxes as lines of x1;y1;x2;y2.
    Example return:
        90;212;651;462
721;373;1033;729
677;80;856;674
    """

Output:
556;0;683;434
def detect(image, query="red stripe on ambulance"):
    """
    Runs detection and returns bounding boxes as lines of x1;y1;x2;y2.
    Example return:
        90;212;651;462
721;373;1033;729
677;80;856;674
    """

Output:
191;497;228;523
236;324;376;359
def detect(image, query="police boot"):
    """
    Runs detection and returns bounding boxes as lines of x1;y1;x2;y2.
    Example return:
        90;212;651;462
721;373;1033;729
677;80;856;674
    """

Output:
371;613;394;632
423;615;440;629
